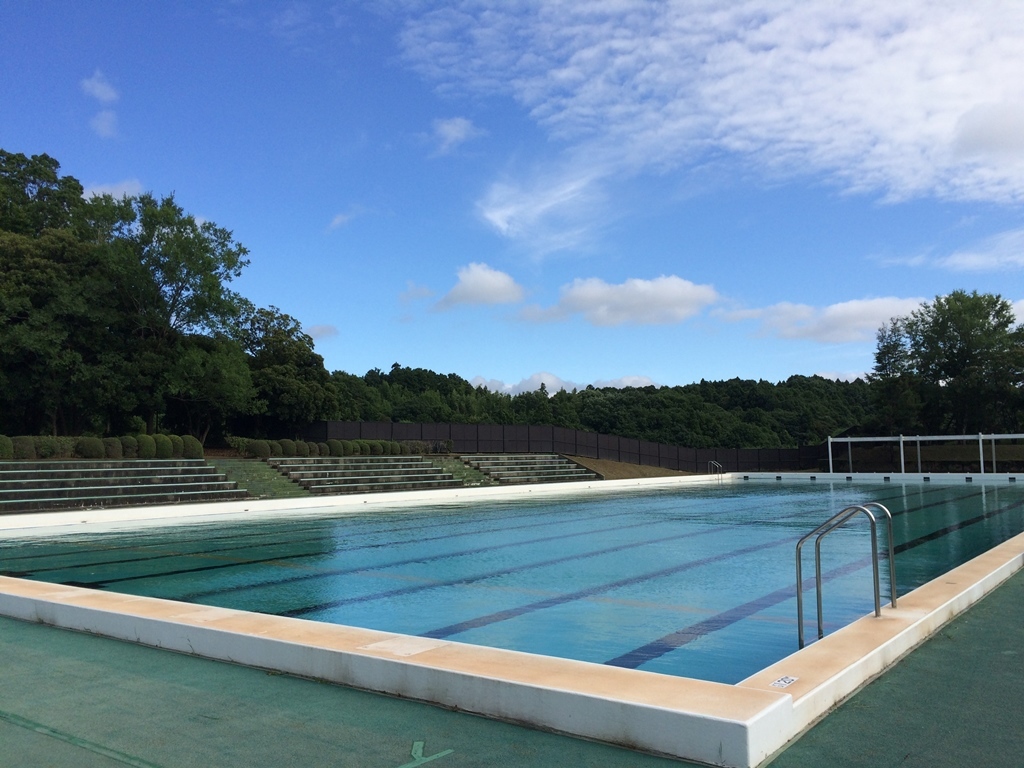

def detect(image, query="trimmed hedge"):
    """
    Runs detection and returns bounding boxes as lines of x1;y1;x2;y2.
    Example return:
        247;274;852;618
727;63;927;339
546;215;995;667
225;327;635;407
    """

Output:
75;437;105;459
33;436;74;459
279;439;296;457
168;434;184;459
341;440;355;456
137;434;157;459
12;436;36;460
317;442;330;457
0;435;12;460
120;435;139;459
327;439;344;457
182;435;204;459
103;437;123;459
269;441;283;457
153;433;173;459
249;439;271;459
295;440;309;457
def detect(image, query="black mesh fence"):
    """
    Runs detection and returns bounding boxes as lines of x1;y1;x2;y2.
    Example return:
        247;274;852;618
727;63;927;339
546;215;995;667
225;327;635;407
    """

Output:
303;421;825;473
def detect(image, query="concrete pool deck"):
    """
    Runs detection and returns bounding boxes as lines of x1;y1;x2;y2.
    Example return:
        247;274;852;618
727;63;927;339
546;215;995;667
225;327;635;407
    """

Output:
2;475;1023;766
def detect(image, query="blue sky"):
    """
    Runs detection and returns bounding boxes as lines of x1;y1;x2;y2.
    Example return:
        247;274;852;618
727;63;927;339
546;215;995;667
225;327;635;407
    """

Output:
2;1;1023;394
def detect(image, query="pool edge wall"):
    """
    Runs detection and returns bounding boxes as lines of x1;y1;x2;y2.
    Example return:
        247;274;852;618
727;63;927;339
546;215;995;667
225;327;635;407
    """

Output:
2;478;1024;766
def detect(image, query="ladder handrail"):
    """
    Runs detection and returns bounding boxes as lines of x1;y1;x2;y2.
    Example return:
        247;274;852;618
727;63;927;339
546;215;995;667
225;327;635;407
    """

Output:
795;502;897;649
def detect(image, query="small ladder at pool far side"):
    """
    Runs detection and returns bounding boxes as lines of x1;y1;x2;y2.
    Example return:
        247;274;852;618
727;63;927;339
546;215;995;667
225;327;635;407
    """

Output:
795;502;898;649
708;460;723;483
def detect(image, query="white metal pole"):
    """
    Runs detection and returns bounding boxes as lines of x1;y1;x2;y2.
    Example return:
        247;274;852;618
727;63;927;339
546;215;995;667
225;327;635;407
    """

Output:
978;433;985;475
827;436;833;474
916;437;922;473
992;437;997;474
899;435;905;474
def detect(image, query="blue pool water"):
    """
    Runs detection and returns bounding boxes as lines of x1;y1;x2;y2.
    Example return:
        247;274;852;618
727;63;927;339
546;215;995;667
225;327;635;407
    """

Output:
2;480;1023;684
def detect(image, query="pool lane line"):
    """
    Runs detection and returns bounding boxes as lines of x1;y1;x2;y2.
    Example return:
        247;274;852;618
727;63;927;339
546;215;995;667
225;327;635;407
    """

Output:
4;484;982;604
605;560;866;670
281;521;802;621
413;486;987;639
21;508;729;594
8;487;835;591
0;708;164;768
604;495;1024;670
8;483;979;607
1;501;653;583
419;533;803;639
0;479;944;570
0;497;610;567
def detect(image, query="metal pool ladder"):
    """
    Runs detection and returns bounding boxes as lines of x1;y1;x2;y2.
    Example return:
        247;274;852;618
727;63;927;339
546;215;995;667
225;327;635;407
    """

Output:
795;502;898;648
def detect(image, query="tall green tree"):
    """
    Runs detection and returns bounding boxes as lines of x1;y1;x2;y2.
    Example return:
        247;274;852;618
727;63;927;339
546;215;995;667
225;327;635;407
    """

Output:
235;306;337;437
870;291;1024;434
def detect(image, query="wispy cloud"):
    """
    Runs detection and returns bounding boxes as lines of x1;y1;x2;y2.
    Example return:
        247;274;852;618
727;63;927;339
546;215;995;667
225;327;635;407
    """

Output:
307;324;339;340
1013;299;1024;324
435;262;525;310
81;68;121;139
938;228;1024;271
80;69;118;103
400;0;1024;248
83;178;143;198
524;275;718;327
89;110;118;138
432;116;483;155
327;205;369;230
724;297;925;344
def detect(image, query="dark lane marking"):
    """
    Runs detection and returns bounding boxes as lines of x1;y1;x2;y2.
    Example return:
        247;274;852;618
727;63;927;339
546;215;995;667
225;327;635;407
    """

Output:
13;489;821;590
0;501;601;568
41;511;719;594
3;502;657;583
286;530;799;620
421;535;799;638
1;482;948;571
604;496;1024;669
605;562;862;669
417;487;986;639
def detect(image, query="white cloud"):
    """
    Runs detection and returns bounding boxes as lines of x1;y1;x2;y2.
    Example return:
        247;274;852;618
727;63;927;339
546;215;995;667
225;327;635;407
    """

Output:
307;324;339;340
80;69;118;103
477;169;603;255
89;110;118;139
401;1;1024;215
938;229;1024;271
435;262;525;309
1013;299;1024;325
432;116;483;155
725;296;925;344
83;178;143;198
525;275;718;327
471;371;657;395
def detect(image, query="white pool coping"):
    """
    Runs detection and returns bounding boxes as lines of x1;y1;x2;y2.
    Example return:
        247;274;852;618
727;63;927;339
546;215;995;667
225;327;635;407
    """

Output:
1;474;1023;766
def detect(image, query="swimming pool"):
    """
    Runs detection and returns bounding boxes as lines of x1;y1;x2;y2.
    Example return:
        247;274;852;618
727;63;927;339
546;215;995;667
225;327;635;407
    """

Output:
3;479;1023;684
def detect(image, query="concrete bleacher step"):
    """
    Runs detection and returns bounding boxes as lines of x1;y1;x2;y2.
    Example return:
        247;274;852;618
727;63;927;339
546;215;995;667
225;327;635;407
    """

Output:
0;459;248;514
267;455;462;495
460;454;600;485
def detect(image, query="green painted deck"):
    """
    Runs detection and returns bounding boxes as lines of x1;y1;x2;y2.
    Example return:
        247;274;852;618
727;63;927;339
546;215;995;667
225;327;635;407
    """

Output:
2;568;1022;767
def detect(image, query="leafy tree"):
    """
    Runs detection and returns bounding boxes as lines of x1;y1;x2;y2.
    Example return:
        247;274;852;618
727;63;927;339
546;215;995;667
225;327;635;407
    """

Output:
870;291;1024;434
165;334;259;443
235;306;337;437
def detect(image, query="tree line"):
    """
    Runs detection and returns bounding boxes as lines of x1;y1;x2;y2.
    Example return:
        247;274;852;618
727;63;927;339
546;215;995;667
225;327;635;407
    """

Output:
3;149;1022;449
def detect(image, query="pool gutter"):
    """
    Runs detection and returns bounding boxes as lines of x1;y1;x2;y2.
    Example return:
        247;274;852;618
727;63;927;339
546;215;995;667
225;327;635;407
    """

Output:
1;476;1023;767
